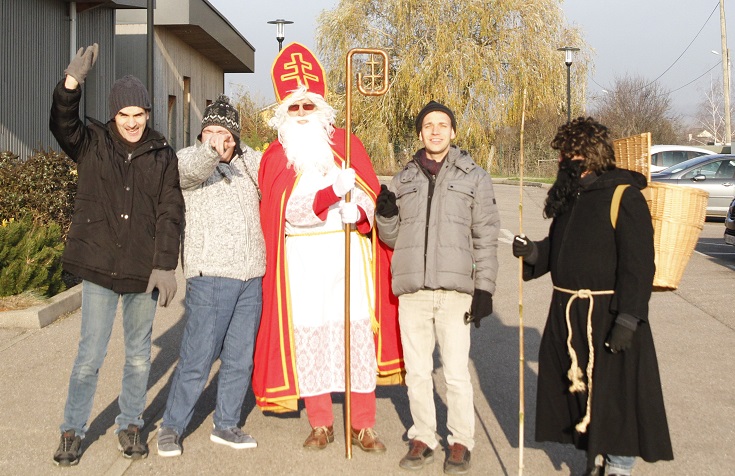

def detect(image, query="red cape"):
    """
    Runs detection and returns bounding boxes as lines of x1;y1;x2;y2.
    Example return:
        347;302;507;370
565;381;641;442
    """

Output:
253;128;403;413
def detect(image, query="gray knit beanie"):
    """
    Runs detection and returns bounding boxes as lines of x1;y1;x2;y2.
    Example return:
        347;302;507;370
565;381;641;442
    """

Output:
108;75;151;119
198;94;240;141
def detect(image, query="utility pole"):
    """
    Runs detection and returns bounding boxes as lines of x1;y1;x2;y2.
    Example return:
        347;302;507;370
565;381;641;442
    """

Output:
720;0;731;146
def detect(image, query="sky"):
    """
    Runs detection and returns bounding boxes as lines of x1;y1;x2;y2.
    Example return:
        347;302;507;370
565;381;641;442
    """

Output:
209;0;733;123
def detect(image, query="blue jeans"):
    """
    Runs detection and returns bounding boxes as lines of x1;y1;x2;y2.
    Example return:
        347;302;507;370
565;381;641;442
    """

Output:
61;280;158;438
162;276;262;436
606;455;636;475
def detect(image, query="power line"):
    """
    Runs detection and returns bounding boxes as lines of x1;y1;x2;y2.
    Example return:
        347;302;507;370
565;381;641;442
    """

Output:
589;2;719;93
669;60;723;93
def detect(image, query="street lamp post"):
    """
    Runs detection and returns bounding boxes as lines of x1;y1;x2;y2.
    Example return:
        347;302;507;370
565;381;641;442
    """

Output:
267;19;293;52
557;46;580;123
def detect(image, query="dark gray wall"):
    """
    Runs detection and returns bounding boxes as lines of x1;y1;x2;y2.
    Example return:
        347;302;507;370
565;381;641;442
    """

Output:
0;0;116;159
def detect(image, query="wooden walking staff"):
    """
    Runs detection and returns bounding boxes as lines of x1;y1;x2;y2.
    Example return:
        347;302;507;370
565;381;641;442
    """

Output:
343;48;389;459
517;88;528;476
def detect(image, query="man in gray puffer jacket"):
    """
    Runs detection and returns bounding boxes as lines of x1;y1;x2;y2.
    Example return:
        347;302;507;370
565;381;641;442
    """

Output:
156;96;265;457
375;101;500;475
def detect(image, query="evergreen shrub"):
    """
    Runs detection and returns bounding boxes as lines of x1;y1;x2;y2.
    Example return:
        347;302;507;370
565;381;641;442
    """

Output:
0;215;65;297
0;149;77;235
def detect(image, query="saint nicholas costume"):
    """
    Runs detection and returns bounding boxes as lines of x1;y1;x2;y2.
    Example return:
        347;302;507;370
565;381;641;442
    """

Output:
252;43;403;423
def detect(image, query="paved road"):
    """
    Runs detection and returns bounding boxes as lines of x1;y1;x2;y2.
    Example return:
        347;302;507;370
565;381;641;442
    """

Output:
1;182;733;475
696;218;735;270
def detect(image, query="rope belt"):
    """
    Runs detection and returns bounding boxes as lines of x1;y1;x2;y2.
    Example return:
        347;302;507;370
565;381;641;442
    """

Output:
553;286;615;434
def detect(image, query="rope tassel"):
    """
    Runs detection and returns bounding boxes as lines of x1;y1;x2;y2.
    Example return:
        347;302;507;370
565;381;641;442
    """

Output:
553;286;614;434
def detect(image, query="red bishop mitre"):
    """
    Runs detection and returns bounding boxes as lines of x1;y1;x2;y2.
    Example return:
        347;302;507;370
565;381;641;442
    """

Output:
271;42;327;103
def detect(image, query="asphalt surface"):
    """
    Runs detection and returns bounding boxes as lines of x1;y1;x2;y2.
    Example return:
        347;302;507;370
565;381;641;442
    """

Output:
1;181;734;475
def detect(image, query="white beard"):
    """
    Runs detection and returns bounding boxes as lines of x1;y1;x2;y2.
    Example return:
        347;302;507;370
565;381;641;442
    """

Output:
280;115;335;175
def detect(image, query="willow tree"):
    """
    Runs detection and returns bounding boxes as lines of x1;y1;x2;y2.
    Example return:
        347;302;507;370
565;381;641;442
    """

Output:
317;0;588;174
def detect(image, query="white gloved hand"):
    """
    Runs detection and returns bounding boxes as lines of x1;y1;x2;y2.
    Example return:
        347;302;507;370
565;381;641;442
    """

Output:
332;167;356;197
340;201;360;224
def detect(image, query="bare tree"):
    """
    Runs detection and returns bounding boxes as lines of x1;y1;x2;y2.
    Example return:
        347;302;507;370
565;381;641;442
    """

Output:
693;76;729;145
591;74;683;144
316;0;588;174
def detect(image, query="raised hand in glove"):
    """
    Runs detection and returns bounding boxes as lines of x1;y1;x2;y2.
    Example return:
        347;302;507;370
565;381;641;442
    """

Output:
465;289;493;328
512;234;538;265
64;43;99;86
376;184;398;218
605;313;638;353
145;269;177;307
332;167;356;197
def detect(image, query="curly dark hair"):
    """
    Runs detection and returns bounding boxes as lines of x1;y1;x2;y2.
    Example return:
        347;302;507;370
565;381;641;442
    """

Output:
550;116;616;174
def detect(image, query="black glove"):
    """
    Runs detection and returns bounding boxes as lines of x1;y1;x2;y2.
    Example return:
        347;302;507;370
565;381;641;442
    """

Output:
145;269;177;307
64;43;99;85
605;314;638;353
376;184;398;218
512;234;538;265
465;289;493;328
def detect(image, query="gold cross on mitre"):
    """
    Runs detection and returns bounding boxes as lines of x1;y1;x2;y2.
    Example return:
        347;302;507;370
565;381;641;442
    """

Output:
271;42;327;101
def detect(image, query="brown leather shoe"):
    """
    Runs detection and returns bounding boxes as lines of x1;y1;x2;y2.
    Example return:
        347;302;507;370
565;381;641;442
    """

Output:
351;427;387;453
443;443;471;475
399;439;434;470
303;426;334;450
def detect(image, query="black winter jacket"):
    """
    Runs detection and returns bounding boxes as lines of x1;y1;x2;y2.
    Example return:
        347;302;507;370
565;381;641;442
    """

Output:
50;80;184;293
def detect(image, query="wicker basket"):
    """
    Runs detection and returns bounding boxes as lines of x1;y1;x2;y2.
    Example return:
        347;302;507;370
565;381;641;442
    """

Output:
647;182;709;291
613;132;651;182
613;132;708;290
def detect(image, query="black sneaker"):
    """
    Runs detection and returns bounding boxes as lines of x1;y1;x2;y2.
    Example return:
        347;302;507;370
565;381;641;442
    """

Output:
117;424;149;460
53;430;82;466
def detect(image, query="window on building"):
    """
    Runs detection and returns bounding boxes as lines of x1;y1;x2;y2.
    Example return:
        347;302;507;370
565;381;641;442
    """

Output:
168;95;177;150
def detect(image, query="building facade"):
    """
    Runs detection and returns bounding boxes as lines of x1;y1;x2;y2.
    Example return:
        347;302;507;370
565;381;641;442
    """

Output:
1;0;254;157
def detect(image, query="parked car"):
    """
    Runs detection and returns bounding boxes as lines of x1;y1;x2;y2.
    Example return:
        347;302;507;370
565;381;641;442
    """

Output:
649;145;715;172
651;154;735;217
725;197;735;245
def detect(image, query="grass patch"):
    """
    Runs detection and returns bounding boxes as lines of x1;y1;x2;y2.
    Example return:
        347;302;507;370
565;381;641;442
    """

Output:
0;291;46;312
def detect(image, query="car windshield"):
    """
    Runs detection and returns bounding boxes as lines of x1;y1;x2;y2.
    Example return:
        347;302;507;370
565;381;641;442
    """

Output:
656;154;720;174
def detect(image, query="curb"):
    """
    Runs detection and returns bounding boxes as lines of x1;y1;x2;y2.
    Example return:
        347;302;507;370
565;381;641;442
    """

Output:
493;178;551;188
378;176;551;189
0;283;82;329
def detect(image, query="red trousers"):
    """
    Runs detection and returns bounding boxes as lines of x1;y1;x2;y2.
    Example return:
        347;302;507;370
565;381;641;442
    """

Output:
303;392;376;429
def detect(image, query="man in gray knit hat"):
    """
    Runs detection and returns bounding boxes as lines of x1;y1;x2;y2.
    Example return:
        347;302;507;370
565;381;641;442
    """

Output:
156;95;266;457
50;44;184;466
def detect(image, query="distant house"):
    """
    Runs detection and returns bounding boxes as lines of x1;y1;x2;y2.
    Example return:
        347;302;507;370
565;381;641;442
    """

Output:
0;0;255;157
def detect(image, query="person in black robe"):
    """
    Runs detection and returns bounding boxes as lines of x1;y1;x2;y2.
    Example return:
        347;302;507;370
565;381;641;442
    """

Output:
513;117;673;475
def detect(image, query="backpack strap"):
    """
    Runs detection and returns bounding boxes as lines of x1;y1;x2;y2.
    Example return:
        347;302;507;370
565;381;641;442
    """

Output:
610;184;630;229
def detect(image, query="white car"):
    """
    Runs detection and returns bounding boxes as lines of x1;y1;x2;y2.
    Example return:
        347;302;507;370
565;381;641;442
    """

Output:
649;145;715;172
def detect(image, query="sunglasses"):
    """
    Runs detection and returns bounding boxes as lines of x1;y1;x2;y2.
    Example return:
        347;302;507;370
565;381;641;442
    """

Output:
287;103;316;112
